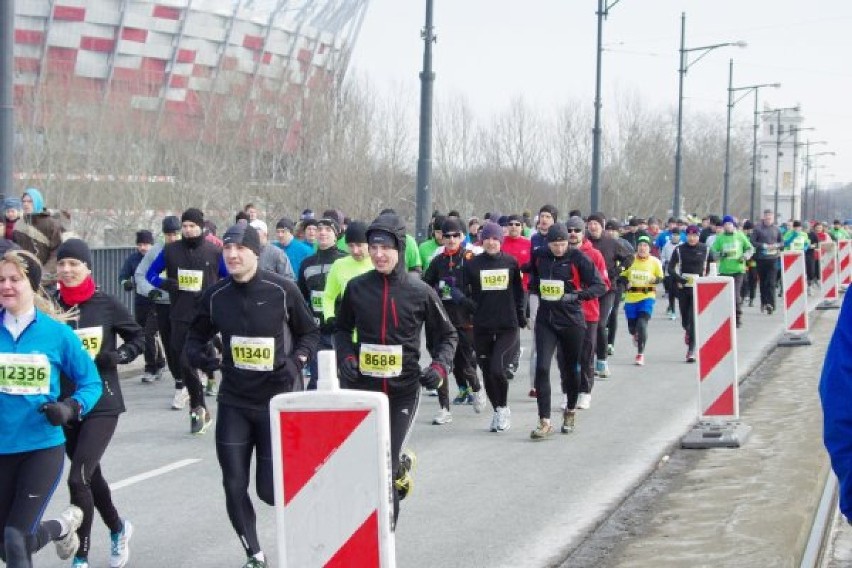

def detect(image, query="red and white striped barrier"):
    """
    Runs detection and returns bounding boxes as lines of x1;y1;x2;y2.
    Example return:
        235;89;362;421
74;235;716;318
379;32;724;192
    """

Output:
817;240;840;309
681;277;750;448
838;239;851;291
270;351;396;568
778;251;811;346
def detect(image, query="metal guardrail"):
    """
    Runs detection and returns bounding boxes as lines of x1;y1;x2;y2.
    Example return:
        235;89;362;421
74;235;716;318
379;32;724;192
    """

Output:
92;246;137;315
801;472;839;568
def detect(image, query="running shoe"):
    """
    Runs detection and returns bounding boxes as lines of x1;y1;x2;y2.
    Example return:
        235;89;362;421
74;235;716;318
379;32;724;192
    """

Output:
171;387;189;410
426;388;438;396
635;354;645;366
606;344;614;356
205;374;218;396
395;449;416;500
528;388;537;398
596;360;611;378
496;407;511;432
686;350;696;363
190;406;213;434
748;298;754;307
140;372;157;384
471;389;486;413
576;393;592;410
452;387;471;405
72;558;89;568
490;410;500;432
530;418;554;440
561;411;575;434
432;408;452;425
668;310;677;320
766;304;774;315
559;393;568;411
109;519;133;568
55;505;84;560
242;558;267;568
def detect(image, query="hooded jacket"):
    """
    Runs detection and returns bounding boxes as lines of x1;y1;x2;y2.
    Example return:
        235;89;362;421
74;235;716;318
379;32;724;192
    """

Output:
298;244;347;333
334;214;457;393
422;244;478;327
577;239;611;323
529;245;606;330
19;188;63;282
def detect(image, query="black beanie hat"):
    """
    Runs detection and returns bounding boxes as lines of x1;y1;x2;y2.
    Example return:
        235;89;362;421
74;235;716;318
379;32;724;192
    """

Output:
57;238;93;267
345;221;368;244
539;204;558;221
441;218;464;235
586;213;606;226
9;250;42;291
136;230;154;245
162;215;181;234
222;224;261;256
546;223;570;243
181;207;204;227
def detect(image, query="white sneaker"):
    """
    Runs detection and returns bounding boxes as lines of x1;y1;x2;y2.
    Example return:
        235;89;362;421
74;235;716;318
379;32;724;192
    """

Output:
171;387;189;410
109;519;133;568
55;505;84;560
597;360;611;378
496;407;511;432
559;393;568;411
576;393;592;410
489;410;500;432
432;408;452;425
472;389;486;414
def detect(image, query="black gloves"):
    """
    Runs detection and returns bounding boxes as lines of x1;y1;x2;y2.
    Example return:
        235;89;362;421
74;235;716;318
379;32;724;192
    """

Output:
419;363;445;390
40;398;81;426
94;345;134;367
122;279;134;291
147;289;163;300
676;274;689;286
449;287;466;304
339;355;360;383
560;292;579;304
159;278;179;295
517;312;528;329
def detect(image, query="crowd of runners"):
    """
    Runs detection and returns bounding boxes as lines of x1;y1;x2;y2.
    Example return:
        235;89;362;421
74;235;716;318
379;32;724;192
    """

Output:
1;187;850;567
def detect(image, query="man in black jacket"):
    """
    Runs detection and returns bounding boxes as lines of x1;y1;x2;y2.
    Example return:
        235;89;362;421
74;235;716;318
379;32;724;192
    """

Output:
186;224;319;568
146;207;223;434
667;225;710;362
750;209;783;313
335;213;457;527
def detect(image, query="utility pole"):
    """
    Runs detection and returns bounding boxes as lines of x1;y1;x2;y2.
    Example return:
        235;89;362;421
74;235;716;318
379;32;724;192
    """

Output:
590;0;621;214
722;58;733;215
0;0;14;203
414;0;435;243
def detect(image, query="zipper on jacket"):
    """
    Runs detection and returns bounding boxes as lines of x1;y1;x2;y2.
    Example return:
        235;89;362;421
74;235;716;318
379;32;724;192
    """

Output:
381;275;388;344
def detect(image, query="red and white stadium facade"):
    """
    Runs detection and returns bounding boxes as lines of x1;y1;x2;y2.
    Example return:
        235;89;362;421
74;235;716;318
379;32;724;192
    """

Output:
13;0;369;151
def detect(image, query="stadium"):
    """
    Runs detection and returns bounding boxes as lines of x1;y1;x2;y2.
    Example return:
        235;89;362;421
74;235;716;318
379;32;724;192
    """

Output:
13;0;369;151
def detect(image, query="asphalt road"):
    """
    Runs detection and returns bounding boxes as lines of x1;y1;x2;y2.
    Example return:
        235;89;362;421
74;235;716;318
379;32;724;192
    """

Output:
33;294;802;568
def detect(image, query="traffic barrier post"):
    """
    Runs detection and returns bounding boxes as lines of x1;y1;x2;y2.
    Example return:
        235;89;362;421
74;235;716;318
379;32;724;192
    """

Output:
817;240;840;310
270;350;396;568
778;250;811;347
681;277;751;449
838;239;851;292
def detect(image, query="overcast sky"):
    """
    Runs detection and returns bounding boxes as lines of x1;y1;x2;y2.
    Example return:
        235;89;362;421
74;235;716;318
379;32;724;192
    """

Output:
348;0;852;189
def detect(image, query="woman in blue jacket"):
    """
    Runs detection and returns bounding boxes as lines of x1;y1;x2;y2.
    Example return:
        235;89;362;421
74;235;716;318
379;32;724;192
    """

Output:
0;250;102;567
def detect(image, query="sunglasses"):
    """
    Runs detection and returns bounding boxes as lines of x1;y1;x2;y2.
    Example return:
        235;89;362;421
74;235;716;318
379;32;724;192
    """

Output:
566;228;583;234
508;222;522;227
443;233;462;238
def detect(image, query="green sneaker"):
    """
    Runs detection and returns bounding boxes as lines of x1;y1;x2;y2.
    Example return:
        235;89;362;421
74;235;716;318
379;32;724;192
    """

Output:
242;558;267;568
452;387;471;405
395;449;417;500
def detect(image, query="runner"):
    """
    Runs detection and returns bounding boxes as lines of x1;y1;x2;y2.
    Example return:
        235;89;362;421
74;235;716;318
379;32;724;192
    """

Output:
710;216;754;328
619;235;664;365
417;215;444;269
321;221;372;330
186;223;319;568
750;209;783;314
660;229;682;320
146;208;223;433
119;230;164;382
297;216;347;390
667;225;710;362
586;214;633;378
273;218;312;276
463;222;525;432
526;204;558;398
0;250;102;567
740;220;758;307
248;220;294;280
55;239;144;568
334;213;457;526
528;223;605;439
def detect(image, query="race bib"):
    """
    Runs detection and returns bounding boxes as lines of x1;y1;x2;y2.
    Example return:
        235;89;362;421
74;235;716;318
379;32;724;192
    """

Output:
359;344;403;378
480;269;509;291
438;280;452;301
177;269;203;292
539;279;565;302
723;243;739;258
682;273;699;288
74;326;103;360
231;336;275;371
310;290;323;313
630;270;652;286
0;353;50;395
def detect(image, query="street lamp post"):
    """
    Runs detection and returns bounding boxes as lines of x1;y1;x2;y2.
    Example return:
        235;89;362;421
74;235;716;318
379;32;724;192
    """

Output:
726;79;780;219
415;0;435;243
590;0;622;215
788;126;815;220
757;106;798;220
672;12;745;218
801;140;827;220
810;152;835;219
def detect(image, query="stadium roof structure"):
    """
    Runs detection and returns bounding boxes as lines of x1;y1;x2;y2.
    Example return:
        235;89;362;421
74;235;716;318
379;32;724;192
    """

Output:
14;0;370;151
